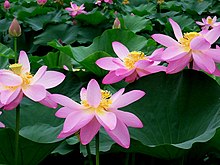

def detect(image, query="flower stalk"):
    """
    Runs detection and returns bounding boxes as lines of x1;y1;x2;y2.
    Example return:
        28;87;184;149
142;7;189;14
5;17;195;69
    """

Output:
96;132;100;165
15;104;20;165
86;144;93;165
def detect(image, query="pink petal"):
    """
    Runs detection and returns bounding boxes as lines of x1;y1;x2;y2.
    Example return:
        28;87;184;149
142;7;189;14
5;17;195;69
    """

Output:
18;51;30;73
105;119;130;148
148;48;164;61
124;71;138;83
204;49;220;63
0;72;22;86
0;122;5;128
161;46;188;61
110;90;145;109
39;92;57;109
1;87;21;104
110;88;125;103
96;111;117;130
96;57;122;70
166;55;191;74
143;65;166;74
114;110;143;128
135;60;153;69
212;68;220;76
80;87;87;101
151;34;179;47
112;42;130;60
204;27;220;44
115;68;132;76
80;118;101;145
65;7;73;12
62;111;94;133
102;71;125;84
4;92;23;110
169;18;183;41
190;37;211;50
22;85;47;102
86;79;101;108
31;66;47;84
196;21;205;26
55;107;75;118
34;71;65;89
50;94;82;109
192;51;216;73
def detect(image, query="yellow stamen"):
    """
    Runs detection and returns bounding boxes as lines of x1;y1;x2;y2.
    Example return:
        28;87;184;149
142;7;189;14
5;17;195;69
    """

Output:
9;63;22;75
157;0;164;4
124;51;146;69
207;18;213;25
122;0;129;5
179;32;200;52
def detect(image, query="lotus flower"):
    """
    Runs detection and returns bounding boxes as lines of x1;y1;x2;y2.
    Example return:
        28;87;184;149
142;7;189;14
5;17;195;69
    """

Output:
52;79;145;148
152;18;220;75
0;51;65;110
95;0;113;5
9;18;21;37
196;16;220;30
37;0;47;5
0;111;5;128
96;41;166;84
65;2;87;18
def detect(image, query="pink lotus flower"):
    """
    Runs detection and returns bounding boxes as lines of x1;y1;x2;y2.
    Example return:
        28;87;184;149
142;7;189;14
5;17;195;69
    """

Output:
0;51;65;110
37;0;47;5
52;79;145;148
196;16;220;30
4;0;10;10
95;0;113;5
152;18;220;75
65;3;87;18
0;111;5;128
96;41;166;84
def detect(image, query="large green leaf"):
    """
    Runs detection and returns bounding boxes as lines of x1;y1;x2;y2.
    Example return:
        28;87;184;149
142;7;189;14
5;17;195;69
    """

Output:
123;70;220;159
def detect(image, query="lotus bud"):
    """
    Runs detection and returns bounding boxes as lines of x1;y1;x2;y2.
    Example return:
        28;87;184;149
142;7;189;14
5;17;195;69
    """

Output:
37;0;47;5
9;18;21;37
112;17;121;29
4;0;10;10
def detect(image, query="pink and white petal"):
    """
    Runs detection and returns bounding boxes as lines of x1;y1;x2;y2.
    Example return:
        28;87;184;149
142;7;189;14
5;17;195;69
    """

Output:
196;21;205;26
0;122;5;128
39;93;58;109
80;118;101;145
148;48;164;61
161;46;188;61
50;94;82;109
112;42;130;60
1;87;21;104
136;69;149;77
166;55;191;74
86;79;101;108
151;34;179;47
31;66;47;84
110;88;125;103
190;37;211;50
96;110;117;130
18;51;30;73
124;71;138;83
114;110;143;128
212;68;220;77
105;119;130;148
102;71;125;84
56;107;76;118
57;130;78;139
34;71;65;89
204;27;220;44
203;49;220;63
0;72;22;86
96;57;122;70
112;58;125;67
22;85;47;102
111;90;145;109
115;68;133;76
3;92;23;110
62;111;94;133
169;18;183;41
80;87;87;101
65;7;73;11
135;60;153;69
145;65;166;74
192;51;216;73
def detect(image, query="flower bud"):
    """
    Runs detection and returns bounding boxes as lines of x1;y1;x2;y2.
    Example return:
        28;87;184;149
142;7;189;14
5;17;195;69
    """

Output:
112;17;121;29
9;18;21;37
37;0;47;5
4;0;10;10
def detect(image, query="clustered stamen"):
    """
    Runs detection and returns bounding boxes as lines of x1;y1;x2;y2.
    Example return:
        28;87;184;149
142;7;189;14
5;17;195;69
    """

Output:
179;32;200;51
124;51;146;69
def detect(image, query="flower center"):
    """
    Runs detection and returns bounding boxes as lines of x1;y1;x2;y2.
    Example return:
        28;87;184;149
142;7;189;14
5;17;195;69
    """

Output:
179;32;200;51
207;18;213;25
81;90;112;113
9;63;22;75
123;51;146;69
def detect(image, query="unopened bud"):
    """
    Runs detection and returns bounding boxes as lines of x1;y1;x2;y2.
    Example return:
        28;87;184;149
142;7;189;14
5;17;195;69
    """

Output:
9;18;21;37
112;17;121;29
37;0;47;5
4;0;10;10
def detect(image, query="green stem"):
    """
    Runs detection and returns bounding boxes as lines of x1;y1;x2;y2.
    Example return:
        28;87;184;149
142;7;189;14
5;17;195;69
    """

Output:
15;104;20;165
131;153;135;165
96;132;100;165
86;144;93;165
124;153;129;165
14;37;18;62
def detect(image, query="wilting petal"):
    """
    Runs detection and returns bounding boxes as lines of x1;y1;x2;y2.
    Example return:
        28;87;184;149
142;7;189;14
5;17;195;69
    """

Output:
105;119;130;148
1;87;21;104
151;34;179;47
161;46;188;61
4;92;23;110
169;18;183;41
35;71;65;89
192;51;216;73
190;37;211;50
110;88;125;103
96;110;117;130
204;49;220;63
96;57;122;70
111;90;145;109
22;85;47;101
31;66;47;84
112;42;130;60
56;107;77;118
204;27;220;44
19;51;30;73
86;79;101;108
114;110;143;128
50;94;82;109
102;71;125;84
80;118;101;145
0;72;22;86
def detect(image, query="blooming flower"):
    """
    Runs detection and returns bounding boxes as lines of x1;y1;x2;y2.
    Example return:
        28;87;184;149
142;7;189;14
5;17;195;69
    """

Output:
0;111;5;128
95;0;113;5
65;2;87;18
196;16;220;30
4;0;10;10
0;51;65;110
52;79;145;148
152;18;220;75
9;18;21;37
96;41;166;84
37;0;47;5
